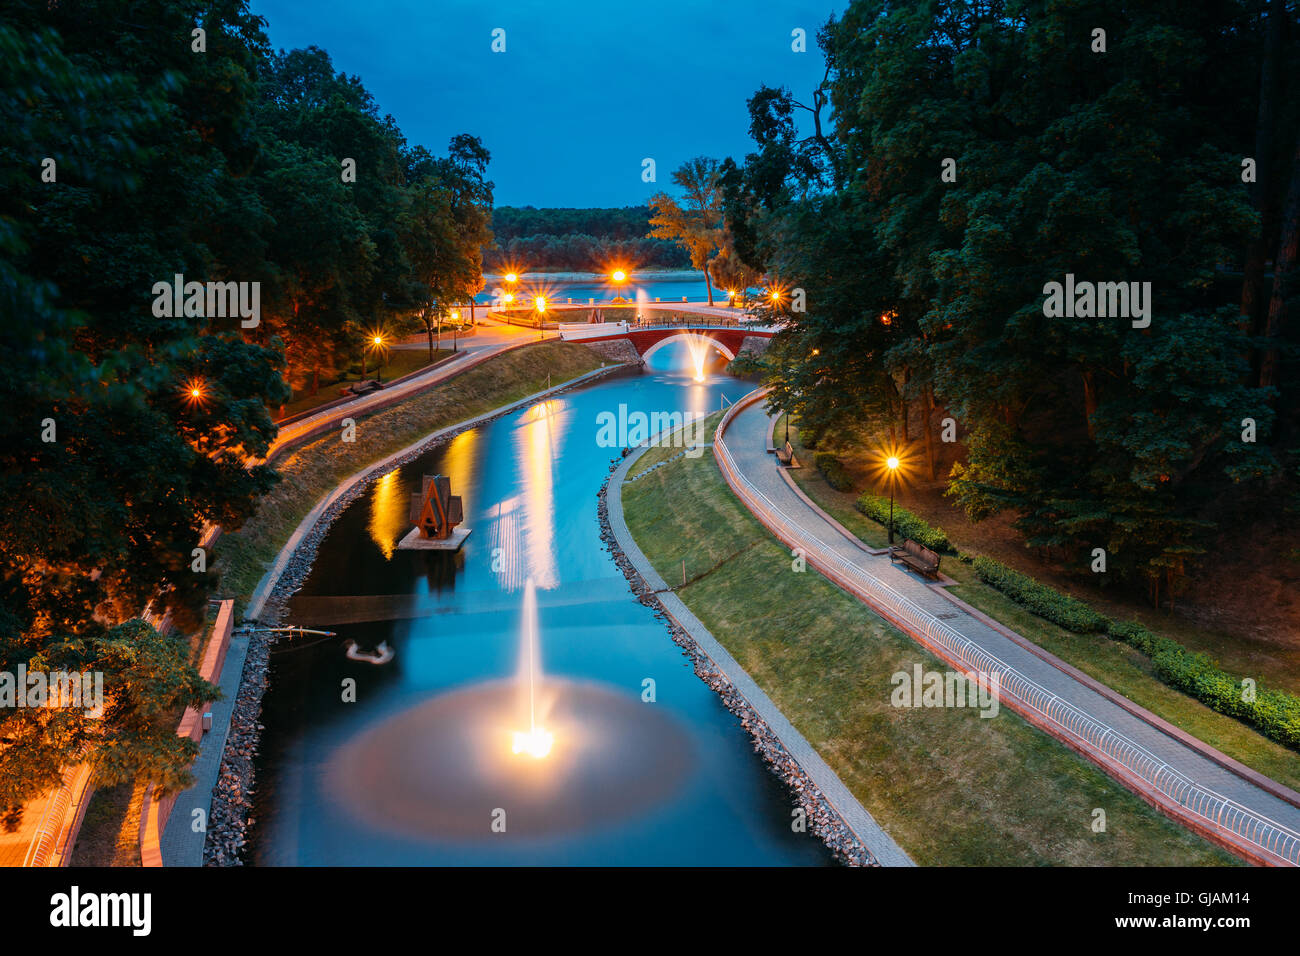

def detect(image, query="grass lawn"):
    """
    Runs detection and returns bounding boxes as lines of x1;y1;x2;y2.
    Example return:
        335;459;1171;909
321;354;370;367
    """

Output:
215;341;606;614
69;780;146;866
276;348;458;420
620;442;1237;865
785;421;1300;793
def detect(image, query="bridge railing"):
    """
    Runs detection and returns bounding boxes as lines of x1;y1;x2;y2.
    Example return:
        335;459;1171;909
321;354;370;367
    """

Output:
712;387;1300;867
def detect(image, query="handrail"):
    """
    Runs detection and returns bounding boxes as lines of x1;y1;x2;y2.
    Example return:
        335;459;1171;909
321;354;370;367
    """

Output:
713;388;1300;867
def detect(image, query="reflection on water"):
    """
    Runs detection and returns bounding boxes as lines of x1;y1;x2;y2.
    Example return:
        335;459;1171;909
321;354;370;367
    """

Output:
250;363;834;865
366;469;406;560
513;400;561;590
327;678;695;841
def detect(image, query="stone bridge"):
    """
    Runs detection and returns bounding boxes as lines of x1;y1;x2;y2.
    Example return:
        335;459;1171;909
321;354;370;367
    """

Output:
559;321;777;365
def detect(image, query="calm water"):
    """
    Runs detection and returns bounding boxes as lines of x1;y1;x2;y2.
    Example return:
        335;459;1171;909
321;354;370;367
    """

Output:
475;273;734;306
248;344;832;865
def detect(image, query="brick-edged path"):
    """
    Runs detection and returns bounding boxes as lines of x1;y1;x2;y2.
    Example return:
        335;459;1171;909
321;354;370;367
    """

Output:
717;391;1300;866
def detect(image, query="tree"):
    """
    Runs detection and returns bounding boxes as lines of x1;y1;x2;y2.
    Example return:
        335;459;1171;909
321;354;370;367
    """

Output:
648;157;724;305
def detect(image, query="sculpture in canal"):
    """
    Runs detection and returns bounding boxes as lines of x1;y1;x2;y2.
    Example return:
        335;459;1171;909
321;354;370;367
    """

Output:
409;474;464;540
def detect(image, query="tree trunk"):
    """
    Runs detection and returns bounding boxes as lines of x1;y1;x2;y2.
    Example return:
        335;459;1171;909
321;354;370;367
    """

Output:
922;385;937;481
427;324;435;362
1081;370;1098;440
1242;0;1285;375
1260;132;1300;391
900;368;911;442
702;265;714;306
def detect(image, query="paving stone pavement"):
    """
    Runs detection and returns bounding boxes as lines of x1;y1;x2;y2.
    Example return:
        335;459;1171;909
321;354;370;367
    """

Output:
720;398;1300;866
160;629;251;866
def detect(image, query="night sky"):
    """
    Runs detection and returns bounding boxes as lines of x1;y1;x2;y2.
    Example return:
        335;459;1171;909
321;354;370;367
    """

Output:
250;0;842;207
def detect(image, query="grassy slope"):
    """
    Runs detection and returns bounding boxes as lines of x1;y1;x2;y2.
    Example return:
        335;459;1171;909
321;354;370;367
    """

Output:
786;425;1300;793
216;341;605;613
621;447;1236;866
276;348;458;420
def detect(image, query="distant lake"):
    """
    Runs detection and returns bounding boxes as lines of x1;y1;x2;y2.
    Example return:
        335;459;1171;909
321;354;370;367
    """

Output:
475;272;744;306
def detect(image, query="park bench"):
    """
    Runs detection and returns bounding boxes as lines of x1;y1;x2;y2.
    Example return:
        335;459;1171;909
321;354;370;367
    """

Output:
339;379;384;397
890;539;941;578
775;440;799;467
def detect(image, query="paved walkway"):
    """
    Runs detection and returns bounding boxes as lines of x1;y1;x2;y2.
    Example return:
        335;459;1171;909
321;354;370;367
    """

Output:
160;630;251;866
717;394;1300;866
263;320;539;462
606;444;915;867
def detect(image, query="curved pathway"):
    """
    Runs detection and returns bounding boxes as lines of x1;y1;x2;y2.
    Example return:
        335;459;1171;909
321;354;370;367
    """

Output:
716;390;1300;866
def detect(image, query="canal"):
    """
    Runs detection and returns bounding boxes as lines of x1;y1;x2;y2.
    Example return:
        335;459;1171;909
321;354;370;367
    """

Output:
248;343;832;864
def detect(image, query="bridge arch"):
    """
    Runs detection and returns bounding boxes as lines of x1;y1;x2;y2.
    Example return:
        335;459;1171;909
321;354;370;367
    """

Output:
640;331;738;364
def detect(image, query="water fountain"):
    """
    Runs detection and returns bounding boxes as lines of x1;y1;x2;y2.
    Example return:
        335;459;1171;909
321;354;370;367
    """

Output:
510;579;552;759
322;577;696;843
682;333;712;382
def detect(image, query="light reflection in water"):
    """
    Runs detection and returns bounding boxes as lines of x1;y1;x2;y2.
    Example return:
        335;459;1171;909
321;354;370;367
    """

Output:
366;428;480;560
505;399;564;591
366;469;406;560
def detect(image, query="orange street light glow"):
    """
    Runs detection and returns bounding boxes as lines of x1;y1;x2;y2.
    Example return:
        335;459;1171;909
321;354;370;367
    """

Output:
535;296;547;312
612;269;626;282
505;272;518;283
887;456;900;470
503;293;514;304
181;378;207;407
372;335;383;346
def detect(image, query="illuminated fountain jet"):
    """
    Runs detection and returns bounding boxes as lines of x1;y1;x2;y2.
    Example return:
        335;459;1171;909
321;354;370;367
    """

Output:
511;578;553;759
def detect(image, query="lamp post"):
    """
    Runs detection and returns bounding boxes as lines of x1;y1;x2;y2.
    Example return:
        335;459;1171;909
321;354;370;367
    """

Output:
451;310;460;352
886;455;900;544
371;334;387;383
535;296;546;339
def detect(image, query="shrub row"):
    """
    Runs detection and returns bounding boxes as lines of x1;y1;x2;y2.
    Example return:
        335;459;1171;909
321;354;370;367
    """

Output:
970;556;1300;751
855;494;951;552
813;452;854;491
1112;621;1300;750
971;556;1108;633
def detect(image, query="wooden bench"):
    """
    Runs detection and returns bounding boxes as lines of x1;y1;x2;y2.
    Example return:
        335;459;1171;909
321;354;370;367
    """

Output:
890;539;941;578
775;440;799;467
339;379;384;397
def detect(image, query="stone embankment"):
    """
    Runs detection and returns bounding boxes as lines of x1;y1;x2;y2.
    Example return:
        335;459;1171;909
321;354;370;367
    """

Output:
596;460;876;866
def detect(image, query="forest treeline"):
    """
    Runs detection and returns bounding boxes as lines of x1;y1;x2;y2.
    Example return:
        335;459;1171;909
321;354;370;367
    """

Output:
0;1;489;802
486;206;690;270
722;0;1299;602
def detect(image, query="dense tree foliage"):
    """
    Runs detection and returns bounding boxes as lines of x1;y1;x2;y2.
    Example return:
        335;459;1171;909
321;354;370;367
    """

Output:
0;2;491;803
729;0;1300;602
486;205;689;270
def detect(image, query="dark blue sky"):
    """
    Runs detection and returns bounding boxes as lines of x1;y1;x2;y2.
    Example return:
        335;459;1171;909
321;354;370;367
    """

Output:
250;0;843;207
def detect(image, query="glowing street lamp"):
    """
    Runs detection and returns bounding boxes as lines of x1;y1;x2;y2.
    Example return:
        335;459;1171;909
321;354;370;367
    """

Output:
505;272;518;284
534;296;546;313
885;454;901;545
368;332;388;382
181;377;207;408
611;269;626;283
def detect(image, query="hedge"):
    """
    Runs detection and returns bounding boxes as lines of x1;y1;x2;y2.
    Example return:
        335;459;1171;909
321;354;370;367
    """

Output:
813;452;854;491
968;555;1300;750
971;556;1108;633
1115;621;1300;750
855;494;951;551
